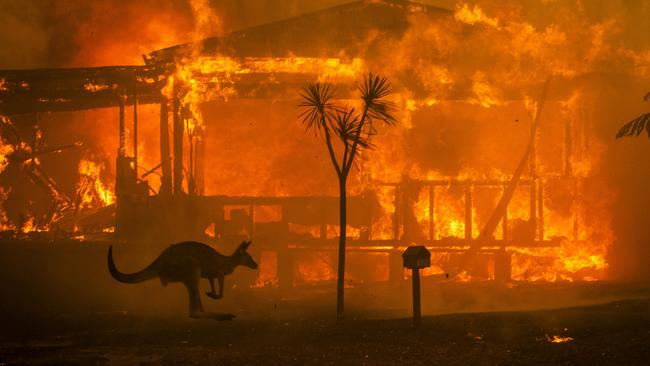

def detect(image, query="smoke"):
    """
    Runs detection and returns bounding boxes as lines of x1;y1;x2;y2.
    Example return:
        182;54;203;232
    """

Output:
0;0;195;68
0;0;357;69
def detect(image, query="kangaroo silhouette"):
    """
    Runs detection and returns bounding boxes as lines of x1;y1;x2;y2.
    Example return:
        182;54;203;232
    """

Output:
108;240;257;320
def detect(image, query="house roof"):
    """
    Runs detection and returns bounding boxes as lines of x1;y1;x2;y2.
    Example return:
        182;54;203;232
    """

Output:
0;1;452;114
146;0;452;64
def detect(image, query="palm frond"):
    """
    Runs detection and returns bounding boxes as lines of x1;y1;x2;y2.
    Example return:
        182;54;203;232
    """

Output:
332;108;376;150
298;82;337;135
359;73;396;125
616;112;650;139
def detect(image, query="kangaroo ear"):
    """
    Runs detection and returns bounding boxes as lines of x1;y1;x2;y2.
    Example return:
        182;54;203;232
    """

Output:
239;240;252;251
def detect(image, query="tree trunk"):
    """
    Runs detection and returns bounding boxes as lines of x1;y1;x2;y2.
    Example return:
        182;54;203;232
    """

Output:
336;176;347;320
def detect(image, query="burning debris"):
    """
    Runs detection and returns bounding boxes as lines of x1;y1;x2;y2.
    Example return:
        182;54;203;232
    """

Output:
0;114;116;237
75;159;115;210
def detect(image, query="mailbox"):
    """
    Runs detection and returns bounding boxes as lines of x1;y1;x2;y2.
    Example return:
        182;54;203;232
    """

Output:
402;246;431;269
402;246;431;329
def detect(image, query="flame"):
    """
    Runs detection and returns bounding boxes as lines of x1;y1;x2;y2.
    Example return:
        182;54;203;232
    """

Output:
164;56;364;132
76;159;115;209
469;73;502;108
83;82;111;93
546;335;574;344
454;3;499;28
21;216;37;233
296;252;336;285
0;187;12;231
252;251;279;288
204;222;216;238
0;140;13;174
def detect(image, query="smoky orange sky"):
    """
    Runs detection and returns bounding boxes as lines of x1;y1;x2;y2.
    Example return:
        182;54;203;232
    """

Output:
1;0;649;68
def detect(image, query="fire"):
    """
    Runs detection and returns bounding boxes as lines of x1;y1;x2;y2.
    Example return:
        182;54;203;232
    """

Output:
252;251;279;288
2;0;645;287
83;82;111;93
469;73;502;108
296;252;336;285
0;139;13;174
76;159;115;209
21;216;38;234
546;335;574;344
454;3;499;28
0;187;12;231
163;56;364;130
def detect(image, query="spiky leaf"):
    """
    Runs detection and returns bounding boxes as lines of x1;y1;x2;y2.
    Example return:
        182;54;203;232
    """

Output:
299;82;338;135
616;113;650;139
359;73;397;125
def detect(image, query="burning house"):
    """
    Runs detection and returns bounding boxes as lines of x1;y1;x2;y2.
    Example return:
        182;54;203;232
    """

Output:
0;0;645;289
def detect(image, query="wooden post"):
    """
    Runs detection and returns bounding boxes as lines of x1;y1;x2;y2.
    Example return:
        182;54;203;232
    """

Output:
195;136;205;195
118;94;126;156
393;186;400;241
530;180;537;238
529;114;538;238
412;268;421;329
502;184;508;242
464;185;472;240
159;99;172;196
537;178;544;240
428;185;434;241
173;97;183;195
133;90;138;177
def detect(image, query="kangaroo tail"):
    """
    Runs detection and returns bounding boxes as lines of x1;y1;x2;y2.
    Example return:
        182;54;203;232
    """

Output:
108;246;158;284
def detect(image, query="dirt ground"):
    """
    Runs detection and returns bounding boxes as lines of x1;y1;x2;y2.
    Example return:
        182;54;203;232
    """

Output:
1;291;649;366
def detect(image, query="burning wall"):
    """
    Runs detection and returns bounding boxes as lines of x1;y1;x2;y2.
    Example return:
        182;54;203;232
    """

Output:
2;0;650;283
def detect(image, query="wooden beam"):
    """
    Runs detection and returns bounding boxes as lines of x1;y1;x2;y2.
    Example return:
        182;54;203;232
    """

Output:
464;185;472;240
118;94;126;156
159;99;172;196
133;89;138;176
173;97;183;195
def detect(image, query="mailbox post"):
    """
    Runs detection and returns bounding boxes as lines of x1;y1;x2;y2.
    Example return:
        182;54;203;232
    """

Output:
402;246;431;329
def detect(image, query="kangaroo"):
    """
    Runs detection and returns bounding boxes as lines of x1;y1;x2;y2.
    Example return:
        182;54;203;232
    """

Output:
107;240;257;320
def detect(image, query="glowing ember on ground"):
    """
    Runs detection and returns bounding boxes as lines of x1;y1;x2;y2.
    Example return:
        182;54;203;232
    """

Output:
547;335;575;344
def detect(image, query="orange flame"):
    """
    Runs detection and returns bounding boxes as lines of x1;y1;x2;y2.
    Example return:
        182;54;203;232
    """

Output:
76;159;115;209
546;335;574;344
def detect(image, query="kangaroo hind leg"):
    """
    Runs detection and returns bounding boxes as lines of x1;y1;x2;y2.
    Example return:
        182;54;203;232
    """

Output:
184;262;204;318
184;260;234;321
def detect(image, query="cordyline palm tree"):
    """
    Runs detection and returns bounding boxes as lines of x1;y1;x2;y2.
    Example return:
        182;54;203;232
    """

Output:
299;73;396;320
616;92;650;139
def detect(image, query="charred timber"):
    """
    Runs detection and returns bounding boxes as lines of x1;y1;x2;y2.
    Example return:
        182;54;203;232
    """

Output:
0;65;167;115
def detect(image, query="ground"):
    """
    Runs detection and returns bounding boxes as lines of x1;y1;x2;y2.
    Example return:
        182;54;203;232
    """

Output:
1;294;649;366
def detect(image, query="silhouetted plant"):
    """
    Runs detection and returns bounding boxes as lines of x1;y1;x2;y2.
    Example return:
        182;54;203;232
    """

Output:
616;92;650;139
299;73;396;320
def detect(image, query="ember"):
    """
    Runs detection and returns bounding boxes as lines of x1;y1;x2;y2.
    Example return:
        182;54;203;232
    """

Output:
546;335;575;344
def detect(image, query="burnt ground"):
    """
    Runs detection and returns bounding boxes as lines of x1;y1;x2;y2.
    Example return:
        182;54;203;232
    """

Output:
1;291;649;366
